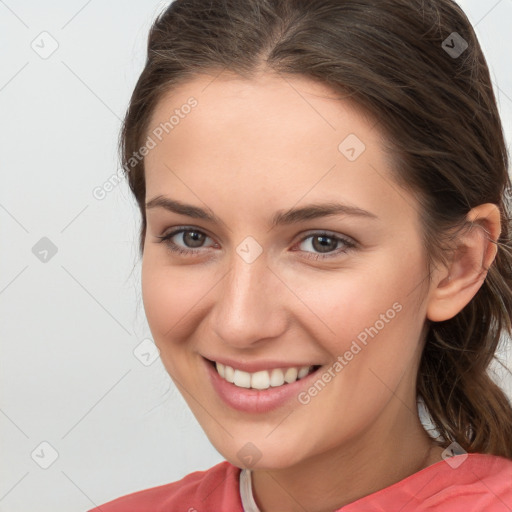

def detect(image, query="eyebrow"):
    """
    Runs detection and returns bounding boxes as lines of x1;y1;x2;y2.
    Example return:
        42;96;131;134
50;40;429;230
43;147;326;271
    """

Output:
145;195;378;227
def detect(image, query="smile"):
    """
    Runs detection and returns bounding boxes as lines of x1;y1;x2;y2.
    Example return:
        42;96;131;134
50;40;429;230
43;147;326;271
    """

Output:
214;361;320;390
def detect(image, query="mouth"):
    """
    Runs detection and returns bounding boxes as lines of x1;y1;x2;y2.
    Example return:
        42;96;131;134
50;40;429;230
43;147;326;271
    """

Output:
205;358;322;390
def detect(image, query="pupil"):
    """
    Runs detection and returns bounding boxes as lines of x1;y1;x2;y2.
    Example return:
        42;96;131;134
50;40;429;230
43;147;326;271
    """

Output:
313;235;335;253
185;231;204;248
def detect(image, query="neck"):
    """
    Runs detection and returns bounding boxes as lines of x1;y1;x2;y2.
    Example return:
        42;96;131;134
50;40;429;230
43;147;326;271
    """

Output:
250;408;444;512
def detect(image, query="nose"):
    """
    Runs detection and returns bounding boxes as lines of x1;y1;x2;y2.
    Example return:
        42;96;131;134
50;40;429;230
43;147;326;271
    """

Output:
210;247;288;349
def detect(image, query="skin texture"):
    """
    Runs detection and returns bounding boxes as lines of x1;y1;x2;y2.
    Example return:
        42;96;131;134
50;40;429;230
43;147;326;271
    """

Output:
141;71;500;512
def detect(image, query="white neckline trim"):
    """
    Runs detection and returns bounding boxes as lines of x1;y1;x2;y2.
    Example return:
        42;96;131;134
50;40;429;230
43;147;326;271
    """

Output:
239;468;262;512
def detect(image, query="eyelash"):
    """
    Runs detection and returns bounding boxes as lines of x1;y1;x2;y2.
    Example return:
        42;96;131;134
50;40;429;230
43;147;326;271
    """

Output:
155;226;357;261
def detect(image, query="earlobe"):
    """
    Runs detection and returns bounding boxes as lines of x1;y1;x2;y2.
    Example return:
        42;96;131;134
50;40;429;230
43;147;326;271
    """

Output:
426;203;501;323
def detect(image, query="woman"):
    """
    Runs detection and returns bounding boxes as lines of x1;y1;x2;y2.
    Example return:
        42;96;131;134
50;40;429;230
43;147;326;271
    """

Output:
90;0;512;510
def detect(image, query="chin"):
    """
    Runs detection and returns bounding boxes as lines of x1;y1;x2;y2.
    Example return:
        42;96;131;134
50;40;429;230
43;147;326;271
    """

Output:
209;433;312;471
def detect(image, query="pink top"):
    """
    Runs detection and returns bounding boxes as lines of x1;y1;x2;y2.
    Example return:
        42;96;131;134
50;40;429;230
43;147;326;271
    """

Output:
88;453;512;511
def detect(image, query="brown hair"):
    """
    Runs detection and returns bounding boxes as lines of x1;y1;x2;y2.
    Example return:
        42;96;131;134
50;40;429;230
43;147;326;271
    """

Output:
120;0;512;458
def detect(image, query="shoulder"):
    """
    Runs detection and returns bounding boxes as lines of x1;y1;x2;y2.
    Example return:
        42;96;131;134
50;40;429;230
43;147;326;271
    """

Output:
344;453;512;511
87;460;243;512
418;453;512;511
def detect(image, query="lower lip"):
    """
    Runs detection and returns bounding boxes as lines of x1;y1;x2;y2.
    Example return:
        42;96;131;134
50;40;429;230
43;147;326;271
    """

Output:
203;358;322;413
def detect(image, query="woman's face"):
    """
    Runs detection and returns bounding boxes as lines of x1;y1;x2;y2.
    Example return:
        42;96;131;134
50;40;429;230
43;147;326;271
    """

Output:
141;71;435;469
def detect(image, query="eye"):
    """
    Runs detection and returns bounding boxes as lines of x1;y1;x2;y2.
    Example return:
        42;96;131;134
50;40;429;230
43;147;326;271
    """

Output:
156;227;216;257
295;231;357;260
156;227;357;260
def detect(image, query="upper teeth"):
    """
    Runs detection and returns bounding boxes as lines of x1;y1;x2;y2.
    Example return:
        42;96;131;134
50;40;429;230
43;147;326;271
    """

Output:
215;362;313;390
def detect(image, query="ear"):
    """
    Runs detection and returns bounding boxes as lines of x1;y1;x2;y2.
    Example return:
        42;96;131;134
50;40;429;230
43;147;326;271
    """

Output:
426;203;501;322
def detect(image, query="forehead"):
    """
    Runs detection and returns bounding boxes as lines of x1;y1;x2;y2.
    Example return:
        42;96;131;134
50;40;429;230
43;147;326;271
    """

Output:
146;71;378;158
143;72;415;224
145;72;379;171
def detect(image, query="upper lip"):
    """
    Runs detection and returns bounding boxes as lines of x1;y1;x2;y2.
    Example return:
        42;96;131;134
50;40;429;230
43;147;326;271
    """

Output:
203;356;322;373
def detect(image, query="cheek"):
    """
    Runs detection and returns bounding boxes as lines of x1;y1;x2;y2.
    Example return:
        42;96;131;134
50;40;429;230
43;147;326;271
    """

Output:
141;254;206;342
290;254;428;399
330;267;426;397
290;262;414;344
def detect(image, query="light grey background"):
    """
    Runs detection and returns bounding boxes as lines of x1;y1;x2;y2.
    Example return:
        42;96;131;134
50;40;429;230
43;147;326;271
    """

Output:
1;1;511;511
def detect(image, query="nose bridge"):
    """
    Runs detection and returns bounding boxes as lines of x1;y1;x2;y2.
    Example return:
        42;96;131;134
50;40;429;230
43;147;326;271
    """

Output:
212;242;284;346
